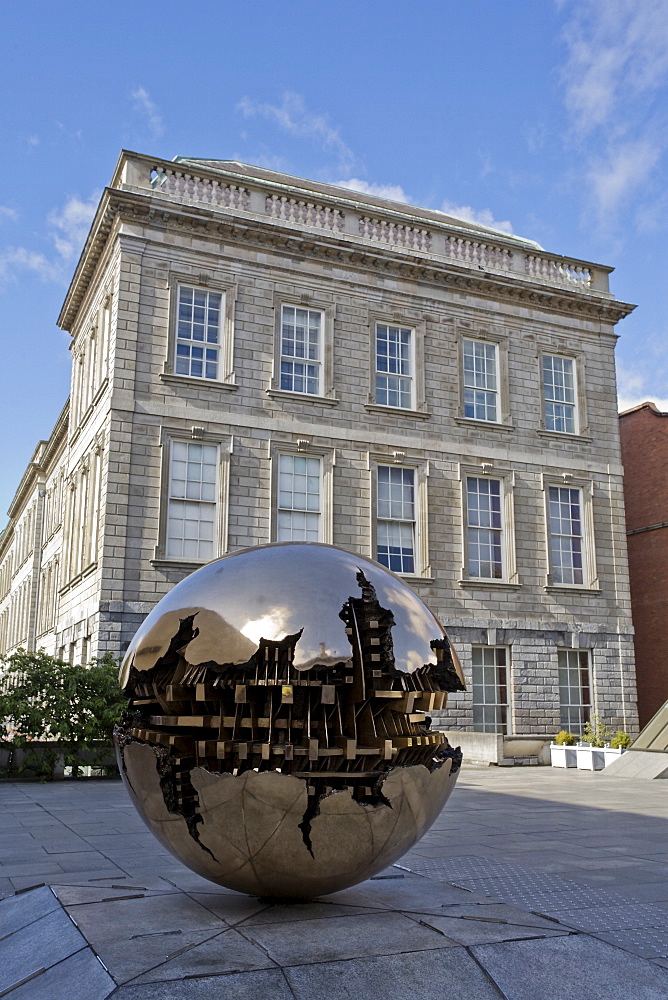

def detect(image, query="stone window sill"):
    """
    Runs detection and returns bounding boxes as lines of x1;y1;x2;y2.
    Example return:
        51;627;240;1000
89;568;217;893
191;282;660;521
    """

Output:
266;388;339;407
151;558;211;572
160;372;238;392
453;417;514;432
544;584;601;595
536;429;592;443
364;403;430;421
459;578;521;589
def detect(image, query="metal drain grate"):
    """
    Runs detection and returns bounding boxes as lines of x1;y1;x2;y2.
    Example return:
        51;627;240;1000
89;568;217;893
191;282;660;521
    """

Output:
397;856;668;962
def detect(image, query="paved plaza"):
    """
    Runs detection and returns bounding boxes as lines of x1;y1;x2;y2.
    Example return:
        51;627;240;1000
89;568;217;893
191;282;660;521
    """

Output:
1;766;668;998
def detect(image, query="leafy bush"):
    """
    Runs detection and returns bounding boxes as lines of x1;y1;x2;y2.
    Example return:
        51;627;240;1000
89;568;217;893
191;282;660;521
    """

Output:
554;730;577;746
581;714;609;748
609;730;633;750
0;650;127;778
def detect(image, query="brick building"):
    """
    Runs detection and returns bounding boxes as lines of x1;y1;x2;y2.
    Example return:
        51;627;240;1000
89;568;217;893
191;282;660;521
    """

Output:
0;150;639;736
619;401;668;727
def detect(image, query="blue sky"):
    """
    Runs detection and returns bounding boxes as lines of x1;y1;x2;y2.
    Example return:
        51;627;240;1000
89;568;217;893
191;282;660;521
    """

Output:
1;0;667;519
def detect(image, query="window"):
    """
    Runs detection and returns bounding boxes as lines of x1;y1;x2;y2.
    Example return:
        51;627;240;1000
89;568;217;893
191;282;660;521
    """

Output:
175;285;223;380
466;477;503;579
166;441;219;560
376;465;416;573
375;323;413;409
277;454;322;541
548;486;583;585
280;306;322;395
543;355;576;433
472;646;509;734
558;649;591;733
463;339;498;421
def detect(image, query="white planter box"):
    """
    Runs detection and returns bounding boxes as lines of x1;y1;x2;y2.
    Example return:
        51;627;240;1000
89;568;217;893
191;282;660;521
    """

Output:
603;747;626;767
550;744;577;768
576;745;606;770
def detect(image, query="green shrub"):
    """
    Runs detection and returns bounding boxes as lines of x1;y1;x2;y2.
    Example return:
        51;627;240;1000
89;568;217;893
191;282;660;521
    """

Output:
0;650;127;778
554;730;577;746
581;714;609;748
609;730;633;750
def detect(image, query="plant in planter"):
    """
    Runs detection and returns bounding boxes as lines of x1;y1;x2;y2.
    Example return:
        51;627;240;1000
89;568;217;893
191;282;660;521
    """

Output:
550;730;578;767
581;715;609;747
0;650;127;780
609;730;632;749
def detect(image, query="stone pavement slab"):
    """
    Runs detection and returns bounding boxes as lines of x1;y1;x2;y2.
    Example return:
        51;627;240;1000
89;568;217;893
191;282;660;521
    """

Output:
471;934;668;1000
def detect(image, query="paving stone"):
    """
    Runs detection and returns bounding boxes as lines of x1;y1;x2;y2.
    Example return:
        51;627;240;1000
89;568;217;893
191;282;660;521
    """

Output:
241;899;378;925
10;867;128;889
472;934;668;999
52;884;178;905
415;910;570;946
0;885;59;935
0;907;85;994
285;948;505;999
110;968;294;999
7;947;114;1000
128;927;277;983
242;910;457;966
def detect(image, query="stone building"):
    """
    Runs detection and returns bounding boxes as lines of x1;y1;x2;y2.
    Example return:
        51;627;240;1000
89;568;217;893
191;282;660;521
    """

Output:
619;401;668;727
0;150;639;736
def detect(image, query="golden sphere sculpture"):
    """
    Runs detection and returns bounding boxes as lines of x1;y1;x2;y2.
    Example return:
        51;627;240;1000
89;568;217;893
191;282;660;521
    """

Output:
115;543;465;898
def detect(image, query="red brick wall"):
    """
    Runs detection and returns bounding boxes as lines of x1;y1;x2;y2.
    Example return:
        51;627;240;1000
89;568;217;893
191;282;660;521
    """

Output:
620;405;668;726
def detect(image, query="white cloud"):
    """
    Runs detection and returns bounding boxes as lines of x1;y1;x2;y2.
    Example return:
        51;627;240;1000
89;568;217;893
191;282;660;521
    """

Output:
333;178;411;203
587;140;661;219
131;86;164;140
439;201;514;235
237;92;354;174
559;1;668;229
0;247;61;283
616;363;668;413
561;1;668;133
47;192;99;261
0;206;18;223
0;191;99;286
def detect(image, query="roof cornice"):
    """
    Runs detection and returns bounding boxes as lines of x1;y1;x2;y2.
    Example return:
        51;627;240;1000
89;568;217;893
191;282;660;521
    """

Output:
59;151;635;331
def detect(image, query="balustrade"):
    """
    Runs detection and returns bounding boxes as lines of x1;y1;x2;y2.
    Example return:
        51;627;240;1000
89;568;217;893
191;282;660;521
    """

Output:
264;195;344;231
151;168;250;210
358;216;432;251
525;254;592;288
443;236;513;270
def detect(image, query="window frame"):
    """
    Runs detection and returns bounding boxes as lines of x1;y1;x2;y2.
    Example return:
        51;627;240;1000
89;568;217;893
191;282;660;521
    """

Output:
471;645;511;734
456;326;511;428
543;475;598;590
163;275;238;388
558;647;591;734
538;347;588;437
269;293;337;404
370;454;431;580
366;313;427;417
269;441;334;544
459;463;518;586
154;429;231;567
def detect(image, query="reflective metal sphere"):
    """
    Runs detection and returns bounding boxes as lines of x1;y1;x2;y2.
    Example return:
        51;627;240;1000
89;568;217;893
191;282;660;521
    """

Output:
115;543;465;898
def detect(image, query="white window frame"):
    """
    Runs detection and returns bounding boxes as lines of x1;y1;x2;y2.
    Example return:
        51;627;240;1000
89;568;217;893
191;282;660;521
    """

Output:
370;455;431;579
154;430;231;566
457;326;511;427
268;292;337;404
558;648;591;734
270;442;334;544
164;276;238;388
459;464;518;586
471;645;510;734
462;338;499;422
543;476;598;590
366;313;427;416
542;353;578;434
374;322;414;409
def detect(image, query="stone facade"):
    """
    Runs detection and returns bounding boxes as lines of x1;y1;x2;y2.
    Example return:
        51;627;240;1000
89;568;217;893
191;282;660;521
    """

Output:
0;151;639;736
